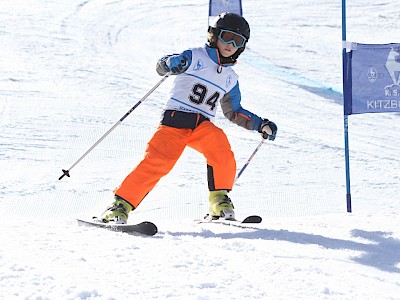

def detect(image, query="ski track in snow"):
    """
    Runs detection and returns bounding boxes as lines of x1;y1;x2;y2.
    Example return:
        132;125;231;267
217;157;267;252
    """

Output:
1;0;400;299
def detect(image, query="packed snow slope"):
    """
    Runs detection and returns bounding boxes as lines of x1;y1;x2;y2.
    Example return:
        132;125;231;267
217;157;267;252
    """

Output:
1;0;399;299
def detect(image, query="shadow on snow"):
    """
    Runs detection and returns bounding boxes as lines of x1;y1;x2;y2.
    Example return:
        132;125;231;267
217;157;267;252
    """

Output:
163;227;400;274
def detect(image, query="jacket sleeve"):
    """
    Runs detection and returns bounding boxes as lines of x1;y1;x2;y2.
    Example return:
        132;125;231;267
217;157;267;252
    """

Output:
220;82;263;131
156;50;193;75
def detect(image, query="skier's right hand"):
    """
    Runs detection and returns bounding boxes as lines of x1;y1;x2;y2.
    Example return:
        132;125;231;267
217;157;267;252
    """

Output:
158;55;188;75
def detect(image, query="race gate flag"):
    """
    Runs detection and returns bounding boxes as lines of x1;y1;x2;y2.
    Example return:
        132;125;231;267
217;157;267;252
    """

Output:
209;0;242;17
343;43;400;115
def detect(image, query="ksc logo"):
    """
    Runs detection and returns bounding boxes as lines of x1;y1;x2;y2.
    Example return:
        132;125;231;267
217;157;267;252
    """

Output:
193;59;203;71
367;67;384;83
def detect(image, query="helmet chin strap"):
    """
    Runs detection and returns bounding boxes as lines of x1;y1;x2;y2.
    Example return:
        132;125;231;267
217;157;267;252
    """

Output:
216;49;223;73
212;45;238;74
216;47;237;67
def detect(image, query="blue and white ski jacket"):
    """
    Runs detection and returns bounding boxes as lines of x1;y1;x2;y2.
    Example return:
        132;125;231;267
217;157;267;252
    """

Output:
156;45;263;131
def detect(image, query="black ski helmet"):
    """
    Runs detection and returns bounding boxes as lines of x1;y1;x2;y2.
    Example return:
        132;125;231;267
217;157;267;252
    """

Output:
207;12;250;63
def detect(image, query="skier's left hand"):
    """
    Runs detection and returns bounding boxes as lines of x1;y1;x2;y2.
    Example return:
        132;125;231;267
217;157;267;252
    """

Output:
259;119;277;141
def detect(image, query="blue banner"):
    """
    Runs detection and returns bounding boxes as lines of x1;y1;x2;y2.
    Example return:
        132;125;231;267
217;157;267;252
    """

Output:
344;43;400;115
209;0;242;17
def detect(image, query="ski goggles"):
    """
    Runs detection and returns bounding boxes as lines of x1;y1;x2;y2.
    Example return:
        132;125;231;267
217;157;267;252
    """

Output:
217;29;247;48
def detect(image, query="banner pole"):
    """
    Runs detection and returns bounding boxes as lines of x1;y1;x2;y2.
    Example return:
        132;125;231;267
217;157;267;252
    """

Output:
342;0;352;212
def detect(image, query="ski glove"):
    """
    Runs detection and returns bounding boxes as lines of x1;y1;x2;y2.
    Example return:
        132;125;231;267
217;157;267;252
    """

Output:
160;55;188;75
258;119;278;141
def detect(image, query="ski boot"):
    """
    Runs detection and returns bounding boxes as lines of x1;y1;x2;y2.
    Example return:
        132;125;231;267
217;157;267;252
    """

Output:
100;195;134;224
208;190;235;220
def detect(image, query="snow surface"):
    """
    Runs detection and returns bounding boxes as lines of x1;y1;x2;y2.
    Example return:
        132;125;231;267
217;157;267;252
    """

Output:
1;0;400;299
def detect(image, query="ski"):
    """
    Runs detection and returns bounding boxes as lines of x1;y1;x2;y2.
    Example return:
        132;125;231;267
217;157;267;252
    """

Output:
195;215;262;226
76;218;158;236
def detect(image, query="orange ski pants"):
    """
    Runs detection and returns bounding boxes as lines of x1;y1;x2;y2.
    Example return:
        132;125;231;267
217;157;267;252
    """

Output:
114;121;236;208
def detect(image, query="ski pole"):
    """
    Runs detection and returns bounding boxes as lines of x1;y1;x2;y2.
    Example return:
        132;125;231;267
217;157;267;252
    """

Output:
59;73;171;180
235;138;266;183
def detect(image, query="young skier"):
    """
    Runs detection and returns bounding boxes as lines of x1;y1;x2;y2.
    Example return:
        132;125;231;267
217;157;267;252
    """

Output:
100;12;278;223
